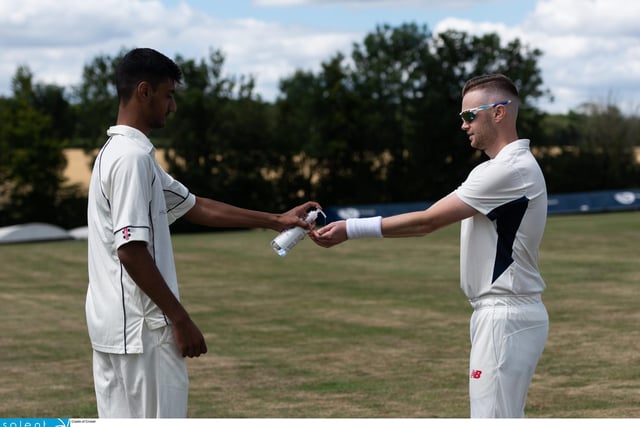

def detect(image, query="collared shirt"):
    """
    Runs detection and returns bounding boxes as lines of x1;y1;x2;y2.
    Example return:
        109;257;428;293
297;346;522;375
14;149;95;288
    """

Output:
454;139;547;300
86;125;196;354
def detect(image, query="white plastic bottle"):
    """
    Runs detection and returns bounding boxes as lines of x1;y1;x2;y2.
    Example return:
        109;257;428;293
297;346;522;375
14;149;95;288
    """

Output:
271;210;321;257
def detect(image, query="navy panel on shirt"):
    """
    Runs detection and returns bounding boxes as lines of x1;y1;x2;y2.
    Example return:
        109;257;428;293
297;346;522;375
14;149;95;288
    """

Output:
487;196;529;283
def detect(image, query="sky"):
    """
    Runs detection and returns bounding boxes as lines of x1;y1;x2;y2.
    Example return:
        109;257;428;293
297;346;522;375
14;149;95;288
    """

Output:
1;0;639;114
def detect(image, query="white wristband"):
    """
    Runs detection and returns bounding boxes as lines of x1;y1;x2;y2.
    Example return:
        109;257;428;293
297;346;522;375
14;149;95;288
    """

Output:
346;216;383;239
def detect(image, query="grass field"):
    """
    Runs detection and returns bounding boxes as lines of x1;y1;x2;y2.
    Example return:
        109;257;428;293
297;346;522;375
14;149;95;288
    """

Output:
0;211;639;418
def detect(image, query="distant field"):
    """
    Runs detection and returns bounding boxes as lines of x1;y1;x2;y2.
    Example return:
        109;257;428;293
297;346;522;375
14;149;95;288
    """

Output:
0;211;638;418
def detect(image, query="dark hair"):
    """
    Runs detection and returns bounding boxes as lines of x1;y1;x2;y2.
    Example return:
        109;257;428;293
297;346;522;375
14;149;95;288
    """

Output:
115;48;182;103
462;74;519;99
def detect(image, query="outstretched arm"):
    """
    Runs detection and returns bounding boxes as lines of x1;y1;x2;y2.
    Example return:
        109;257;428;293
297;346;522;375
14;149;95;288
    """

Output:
183;197;321;232
311;193;477;248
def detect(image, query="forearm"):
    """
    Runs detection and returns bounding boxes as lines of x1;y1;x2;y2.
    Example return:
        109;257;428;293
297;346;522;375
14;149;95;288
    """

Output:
381;212;438;237
313;194;476;248
117;242;190;325
343;212;436;240
184;197;321;232
184;197;281;230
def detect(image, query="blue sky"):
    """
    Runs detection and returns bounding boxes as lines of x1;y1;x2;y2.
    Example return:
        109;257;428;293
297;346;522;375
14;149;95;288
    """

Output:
171;0;536;31
1;0;639;114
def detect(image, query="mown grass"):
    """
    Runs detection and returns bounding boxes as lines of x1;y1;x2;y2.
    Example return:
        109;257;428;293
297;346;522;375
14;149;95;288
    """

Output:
0;211;638;418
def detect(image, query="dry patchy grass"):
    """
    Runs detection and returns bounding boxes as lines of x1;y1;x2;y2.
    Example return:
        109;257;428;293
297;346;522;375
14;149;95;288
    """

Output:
0;211;638;418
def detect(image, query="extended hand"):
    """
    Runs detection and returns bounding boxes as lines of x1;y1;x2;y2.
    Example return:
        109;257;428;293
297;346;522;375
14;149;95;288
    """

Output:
279;201;322;231
309;220;348;248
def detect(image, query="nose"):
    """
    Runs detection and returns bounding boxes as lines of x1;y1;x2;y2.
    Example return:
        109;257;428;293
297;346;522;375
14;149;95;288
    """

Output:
461;120;470;131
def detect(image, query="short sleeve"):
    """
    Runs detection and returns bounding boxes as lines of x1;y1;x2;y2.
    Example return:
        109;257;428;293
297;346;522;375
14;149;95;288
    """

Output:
108;151;153;248
157;167;196;224
455;162;525;215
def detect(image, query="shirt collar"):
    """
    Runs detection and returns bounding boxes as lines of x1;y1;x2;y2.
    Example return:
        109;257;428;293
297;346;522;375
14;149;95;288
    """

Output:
107;125;155;154
494;139;530;160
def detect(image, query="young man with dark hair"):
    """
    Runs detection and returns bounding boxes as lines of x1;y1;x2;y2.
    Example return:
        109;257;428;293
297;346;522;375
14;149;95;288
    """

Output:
86;48;319;418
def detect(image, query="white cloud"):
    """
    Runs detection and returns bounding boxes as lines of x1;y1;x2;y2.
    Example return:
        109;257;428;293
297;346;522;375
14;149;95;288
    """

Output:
434;0;640;113
1;0;639;114
0;0;186;93
0;0;357;100
525;0;640;37
152;15;358;100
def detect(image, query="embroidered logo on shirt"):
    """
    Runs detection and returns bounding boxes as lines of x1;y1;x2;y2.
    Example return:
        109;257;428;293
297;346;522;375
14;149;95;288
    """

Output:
122;227;131;241
470;369;483;379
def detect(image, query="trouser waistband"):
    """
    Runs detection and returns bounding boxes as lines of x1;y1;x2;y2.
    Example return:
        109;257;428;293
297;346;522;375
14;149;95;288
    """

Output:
469;294;542;310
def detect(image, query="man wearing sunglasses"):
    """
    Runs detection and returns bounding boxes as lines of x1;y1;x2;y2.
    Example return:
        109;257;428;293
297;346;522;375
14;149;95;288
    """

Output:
312;74;549;418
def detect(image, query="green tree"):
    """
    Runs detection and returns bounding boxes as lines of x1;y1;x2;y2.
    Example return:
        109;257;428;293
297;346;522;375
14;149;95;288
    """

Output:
162;50;282;218
276;24;549;205
274;54;371;205
72;52;120;149
539;103;640;192
0;66;84;227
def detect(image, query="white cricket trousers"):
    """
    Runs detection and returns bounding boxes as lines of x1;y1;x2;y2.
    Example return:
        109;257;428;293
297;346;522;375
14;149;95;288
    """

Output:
92;324;189;418
468;294;548;418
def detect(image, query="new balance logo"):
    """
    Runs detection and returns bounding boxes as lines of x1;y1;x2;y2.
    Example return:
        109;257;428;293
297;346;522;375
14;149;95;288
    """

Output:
470;369;483;379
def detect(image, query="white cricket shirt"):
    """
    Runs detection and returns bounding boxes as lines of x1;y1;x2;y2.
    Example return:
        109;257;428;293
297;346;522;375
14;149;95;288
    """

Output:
86;125;196;354
454;139;547;300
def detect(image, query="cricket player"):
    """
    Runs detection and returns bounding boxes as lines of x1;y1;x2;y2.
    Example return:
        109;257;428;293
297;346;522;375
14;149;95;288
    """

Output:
86;47;320;417
311;73;549;418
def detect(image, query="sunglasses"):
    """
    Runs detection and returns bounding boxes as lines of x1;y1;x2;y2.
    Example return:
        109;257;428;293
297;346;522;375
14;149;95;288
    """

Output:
459;100;511;123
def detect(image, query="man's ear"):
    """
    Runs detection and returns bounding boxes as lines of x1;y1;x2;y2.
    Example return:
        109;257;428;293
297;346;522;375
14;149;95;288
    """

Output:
494;104;508;122
136;81;151;101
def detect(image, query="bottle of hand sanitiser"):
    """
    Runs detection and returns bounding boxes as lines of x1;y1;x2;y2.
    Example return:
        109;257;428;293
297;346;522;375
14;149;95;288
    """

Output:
271;209;323;257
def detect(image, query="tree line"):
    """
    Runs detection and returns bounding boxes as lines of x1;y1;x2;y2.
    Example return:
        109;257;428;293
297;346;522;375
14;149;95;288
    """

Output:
1;23;639;229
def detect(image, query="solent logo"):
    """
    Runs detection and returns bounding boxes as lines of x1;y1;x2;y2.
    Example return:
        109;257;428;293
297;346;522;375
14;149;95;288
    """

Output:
1;420;70;427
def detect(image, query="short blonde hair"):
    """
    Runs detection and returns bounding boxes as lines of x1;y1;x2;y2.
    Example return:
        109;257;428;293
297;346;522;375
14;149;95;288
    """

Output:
462;74;519;100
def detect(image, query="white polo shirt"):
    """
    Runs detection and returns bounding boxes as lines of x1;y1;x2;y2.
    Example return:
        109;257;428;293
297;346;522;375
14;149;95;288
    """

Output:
86;125;196;354
454;139;547;300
